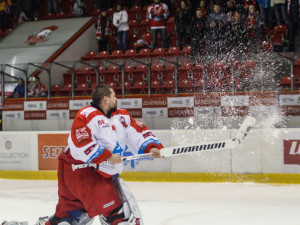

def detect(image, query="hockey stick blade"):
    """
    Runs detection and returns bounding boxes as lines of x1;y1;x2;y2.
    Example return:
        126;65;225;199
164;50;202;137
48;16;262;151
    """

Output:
159;116;256;157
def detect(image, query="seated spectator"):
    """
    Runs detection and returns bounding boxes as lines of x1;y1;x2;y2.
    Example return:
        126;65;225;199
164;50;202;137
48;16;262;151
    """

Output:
73;0;86;17
190;7;206;55
28;76;47;97
113;3;129;53
95;8;112;52
231;9;246;52
175;0;192;50
286;0;300;52
146;0;170;49
205;1;228;54
47;0;58;15
134;36;151;52
9;78;25;98
245;2;263;51
271;0;287;25
0;0;12;32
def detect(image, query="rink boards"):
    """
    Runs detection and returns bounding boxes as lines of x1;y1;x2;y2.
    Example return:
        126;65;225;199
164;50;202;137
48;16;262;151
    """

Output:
0;128;299;183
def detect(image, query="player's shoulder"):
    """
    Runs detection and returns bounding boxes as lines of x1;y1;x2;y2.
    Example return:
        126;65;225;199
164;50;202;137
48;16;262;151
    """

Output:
114;108;130;116
77;106;105;120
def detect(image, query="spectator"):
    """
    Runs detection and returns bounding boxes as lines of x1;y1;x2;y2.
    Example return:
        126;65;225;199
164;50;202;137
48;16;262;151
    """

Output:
175;0;192;50
286;0;300;52
146;0;170;49
47;0;58;15
73;0;86;17
224;0;235;24
271;0;287;25
9;78;25;98
134;35;151;52
205;1;228;54
28;76;47;97
95;8;112;52
198;0;207;17
190;7;206;55
245;2;263;51
231;9;246;51
0;0;12;31
257;0;272;27
19;0;36;21
113;3;129;53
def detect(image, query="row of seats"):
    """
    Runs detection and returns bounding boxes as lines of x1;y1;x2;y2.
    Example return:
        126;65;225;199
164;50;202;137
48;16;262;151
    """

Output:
54;60;257;96
280;59;300;90
81;46;191;60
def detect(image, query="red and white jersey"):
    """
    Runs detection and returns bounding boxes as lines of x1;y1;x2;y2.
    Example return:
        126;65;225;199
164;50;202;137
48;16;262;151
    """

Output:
146;3;169;29
60;105;163;177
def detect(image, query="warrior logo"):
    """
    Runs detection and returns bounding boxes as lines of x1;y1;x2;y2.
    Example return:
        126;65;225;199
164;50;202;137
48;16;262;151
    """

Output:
24;25;58;45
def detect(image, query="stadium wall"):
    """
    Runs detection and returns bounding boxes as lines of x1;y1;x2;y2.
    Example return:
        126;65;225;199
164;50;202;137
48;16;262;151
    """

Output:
0;129;300;183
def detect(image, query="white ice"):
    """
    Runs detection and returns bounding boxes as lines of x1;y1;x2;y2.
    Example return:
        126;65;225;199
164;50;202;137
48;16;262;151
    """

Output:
1;179;300;225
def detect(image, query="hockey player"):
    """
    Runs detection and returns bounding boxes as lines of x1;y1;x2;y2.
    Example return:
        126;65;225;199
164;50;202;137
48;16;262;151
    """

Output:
43;84;163;225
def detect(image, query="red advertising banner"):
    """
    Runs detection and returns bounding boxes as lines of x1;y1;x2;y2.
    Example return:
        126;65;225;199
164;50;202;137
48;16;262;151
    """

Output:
283;140;300;164
194;94;221;107
47;99;69;110
127;109;142;118
281;106;300;116
142;97;168;108
221;106;249;117
70;110;79;119
24;111;46;120
168;108;194;117
2;102;24;111
38;134;69;170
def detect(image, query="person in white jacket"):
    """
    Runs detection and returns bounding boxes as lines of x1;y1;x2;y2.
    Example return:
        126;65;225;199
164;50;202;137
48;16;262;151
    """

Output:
113;3;129;52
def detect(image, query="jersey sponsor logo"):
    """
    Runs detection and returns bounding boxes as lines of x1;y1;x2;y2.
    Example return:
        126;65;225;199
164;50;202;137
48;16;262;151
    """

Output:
111;125;116;131
98;119;110;128
120;116;128;128
84;144;96;155
143;131;155;138
75;127;90;142
80;107;97;117
172;142;226;154
86;146;105;163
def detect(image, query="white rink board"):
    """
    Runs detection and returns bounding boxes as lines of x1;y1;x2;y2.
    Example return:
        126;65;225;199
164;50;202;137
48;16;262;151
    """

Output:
0;132;38;170
0;129;300;173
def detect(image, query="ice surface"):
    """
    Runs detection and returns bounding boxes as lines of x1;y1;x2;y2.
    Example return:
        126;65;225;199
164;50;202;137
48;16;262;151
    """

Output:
1;179;300;225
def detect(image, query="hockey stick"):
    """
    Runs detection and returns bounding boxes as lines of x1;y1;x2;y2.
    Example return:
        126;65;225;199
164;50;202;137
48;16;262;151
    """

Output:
72;116;256;171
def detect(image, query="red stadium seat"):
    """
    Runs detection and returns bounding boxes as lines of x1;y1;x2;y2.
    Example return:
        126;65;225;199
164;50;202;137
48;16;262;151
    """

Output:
150;48;166;57
59;84;73;96
128;20;139;35
133;64;148;83
124;49;137;58
151;80;162;93
105;65;121;84
50;84;61;97
136;48;151;58
81;51;97;61
75;83;89;96
166;46;180;57
181;45;192;56
95;51;110;60
193;63;203;91
130;80;147;94
138;19;150;35
109;50;124;59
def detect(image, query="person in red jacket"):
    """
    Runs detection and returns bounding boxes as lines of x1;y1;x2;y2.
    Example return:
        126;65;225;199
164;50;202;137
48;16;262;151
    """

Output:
27;76;47;97
146;0;170;49
43;84;163;225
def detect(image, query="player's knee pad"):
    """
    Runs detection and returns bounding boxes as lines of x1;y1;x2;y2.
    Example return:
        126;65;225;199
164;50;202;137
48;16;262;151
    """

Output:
112;178;144;225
